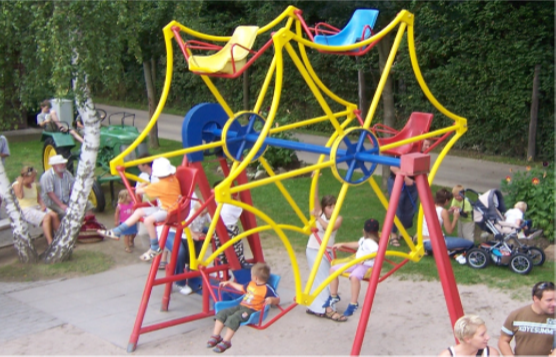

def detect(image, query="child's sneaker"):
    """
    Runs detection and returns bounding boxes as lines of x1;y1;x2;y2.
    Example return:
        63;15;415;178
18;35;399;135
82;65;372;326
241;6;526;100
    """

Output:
179;285;193;295
322;295;341;311
343;302;359;317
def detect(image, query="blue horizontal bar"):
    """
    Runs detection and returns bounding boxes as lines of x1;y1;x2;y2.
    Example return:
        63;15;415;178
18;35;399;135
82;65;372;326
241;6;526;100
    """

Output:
208;128;400;167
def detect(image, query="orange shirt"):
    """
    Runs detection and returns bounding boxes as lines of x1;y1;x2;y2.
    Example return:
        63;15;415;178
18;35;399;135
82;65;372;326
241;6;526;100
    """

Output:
143;175;181;210
239;281;278;312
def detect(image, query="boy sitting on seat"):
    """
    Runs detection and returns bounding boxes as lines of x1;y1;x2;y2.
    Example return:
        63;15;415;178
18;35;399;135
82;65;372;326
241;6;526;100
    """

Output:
206;262;279;353
324;218;380;319
98;157;181;261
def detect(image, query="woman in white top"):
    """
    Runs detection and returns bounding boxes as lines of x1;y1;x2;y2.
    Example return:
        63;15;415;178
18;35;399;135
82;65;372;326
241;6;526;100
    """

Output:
12;166;60;245
439;314;500;356
422;188;474;254
305;174;343;321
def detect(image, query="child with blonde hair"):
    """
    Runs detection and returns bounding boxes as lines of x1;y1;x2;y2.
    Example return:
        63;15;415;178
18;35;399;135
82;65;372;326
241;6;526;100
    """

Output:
115;189;138;253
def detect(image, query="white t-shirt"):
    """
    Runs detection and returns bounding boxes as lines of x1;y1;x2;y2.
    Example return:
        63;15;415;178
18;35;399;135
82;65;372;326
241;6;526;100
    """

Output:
422;206;444;238
307;213;337;250
504;208;523;226
355;237;379;267
220;203;242;227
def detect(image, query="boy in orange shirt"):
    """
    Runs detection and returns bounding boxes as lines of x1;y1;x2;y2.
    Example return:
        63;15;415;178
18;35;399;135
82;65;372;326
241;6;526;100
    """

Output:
98;158;181;261
207;263;280;353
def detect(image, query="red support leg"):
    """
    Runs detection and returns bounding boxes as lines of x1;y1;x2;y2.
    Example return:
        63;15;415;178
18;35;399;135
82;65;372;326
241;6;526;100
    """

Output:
414;174;464;331
351;173;405;355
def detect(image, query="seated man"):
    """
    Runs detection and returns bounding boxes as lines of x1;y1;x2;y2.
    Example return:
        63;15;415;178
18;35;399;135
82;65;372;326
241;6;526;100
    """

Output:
37;100;83;144
40;155;94;217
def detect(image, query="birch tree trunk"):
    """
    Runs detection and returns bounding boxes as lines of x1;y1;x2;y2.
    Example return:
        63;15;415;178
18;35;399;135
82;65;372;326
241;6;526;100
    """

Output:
43;97;100;263
0;161;38;263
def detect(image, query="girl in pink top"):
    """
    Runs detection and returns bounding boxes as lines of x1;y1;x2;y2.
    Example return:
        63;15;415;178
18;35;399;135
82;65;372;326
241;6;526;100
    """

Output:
115;190;138;252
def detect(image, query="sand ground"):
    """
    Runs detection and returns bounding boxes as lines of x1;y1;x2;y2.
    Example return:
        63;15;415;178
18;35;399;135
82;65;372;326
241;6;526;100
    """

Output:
0;225;529;356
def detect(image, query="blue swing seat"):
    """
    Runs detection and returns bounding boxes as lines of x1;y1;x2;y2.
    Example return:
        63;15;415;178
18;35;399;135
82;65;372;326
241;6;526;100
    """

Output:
314;9;379;47
214;274;281;326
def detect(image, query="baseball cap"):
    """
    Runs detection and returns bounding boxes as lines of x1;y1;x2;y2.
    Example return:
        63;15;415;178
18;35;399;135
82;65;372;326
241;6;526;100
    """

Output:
364;218;379;233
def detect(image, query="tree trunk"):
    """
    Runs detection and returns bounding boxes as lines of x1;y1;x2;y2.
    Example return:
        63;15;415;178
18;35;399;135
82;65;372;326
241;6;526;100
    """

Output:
357;57;367;119
243;68;250;111
527;64;540;160
377;36;395;190
43;97;101;263
0;162;38;263
144;60;159;149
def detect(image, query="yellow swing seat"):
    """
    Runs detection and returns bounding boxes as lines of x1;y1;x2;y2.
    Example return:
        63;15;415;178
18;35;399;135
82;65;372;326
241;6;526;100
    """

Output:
188;26;259;74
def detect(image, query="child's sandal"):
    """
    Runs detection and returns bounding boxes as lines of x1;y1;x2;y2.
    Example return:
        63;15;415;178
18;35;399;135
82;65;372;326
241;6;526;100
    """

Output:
206;335;223;348
98;229;120;241
213;340;231;353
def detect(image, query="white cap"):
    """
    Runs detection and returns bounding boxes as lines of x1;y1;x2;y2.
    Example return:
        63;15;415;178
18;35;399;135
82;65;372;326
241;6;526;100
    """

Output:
151;157;176;178
49;155;68;166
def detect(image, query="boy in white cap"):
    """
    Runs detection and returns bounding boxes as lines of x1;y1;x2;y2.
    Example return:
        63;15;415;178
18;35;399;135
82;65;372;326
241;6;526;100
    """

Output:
98;157;181;261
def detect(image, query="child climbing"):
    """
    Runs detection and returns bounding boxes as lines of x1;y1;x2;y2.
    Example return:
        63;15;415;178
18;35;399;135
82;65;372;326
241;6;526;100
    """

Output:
114;189;138;253
98;157;181;261
325;218;380;318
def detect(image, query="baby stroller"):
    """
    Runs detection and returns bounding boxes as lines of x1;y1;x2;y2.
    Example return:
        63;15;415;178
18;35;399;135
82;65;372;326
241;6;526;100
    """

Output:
463;189;545;275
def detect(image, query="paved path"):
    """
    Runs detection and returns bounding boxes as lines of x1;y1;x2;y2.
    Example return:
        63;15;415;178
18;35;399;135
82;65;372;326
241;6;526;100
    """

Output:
97;104;521;192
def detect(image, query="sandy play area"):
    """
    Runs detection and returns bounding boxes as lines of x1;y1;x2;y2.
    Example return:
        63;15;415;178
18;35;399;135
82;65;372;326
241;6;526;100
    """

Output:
0;232;530;356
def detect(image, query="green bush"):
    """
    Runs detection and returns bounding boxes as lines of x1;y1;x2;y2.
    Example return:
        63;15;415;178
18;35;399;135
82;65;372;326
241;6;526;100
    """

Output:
500;163;554;241
252;114;299;169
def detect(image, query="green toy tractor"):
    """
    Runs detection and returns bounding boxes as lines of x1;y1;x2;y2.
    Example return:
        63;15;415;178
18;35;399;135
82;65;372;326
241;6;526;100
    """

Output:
41;110;148;212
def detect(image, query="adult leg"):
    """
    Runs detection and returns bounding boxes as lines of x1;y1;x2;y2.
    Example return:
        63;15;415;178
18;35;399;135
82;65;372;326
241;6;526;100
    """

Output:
445;237;475;251
50;211;60;232
306;248;331;314
41;213;54;245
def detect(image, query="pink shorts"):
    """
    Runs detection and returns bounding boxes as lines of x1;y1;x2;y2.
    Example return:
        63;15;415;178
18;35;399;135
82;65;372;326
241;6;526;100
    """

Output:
331;262;371;281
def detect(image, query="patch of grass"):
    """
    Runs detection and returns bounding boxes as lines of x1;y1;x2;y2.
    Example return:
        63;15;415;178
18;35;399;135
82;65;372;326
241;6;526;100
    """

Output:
0;250;114;282
393;250;554;301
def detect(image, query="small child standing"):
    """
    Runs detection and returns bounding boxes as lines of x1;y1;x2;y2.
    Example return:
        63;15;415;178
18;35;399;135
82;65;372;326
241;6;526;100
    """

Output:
324;218;380;318
98;157;181;261
206;262;279;353
450;184;475;242
115;190;138;253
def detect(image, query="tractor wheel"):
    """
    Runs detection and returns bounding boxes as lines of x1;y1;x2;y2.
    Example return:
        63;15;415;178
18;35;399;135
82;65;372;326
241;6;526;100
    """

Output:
466;248;490;269
509;253;533;275
43;137;74;173
89;181;106;213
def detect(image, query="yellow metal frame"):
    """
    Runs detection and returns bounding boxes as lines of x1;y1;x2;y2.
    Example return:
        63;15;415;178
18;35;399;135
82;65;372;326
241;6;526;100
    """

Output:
109;6;466;307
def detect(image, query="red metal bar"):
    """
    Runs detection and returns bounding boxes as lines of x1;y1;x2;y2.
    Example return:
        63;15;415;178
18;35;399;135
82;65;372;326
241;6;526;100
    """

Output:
229;42;259;74
172;26;191;62
377;258;409;282
351;172;404;355
249;302;298;330
139;312;215;334
161;225;184;311
414;173;464;339
116;166;140;205
422;131;453;154
294;10;315;41
235;168;265;263
190;161;242;270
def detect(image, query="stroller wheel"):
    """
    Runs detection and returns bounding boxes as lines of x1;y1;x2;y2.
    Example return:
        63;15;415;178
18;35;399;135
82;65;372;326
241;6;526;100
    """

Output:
467;248;490;269
509;253;533;275
524;247;546;266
